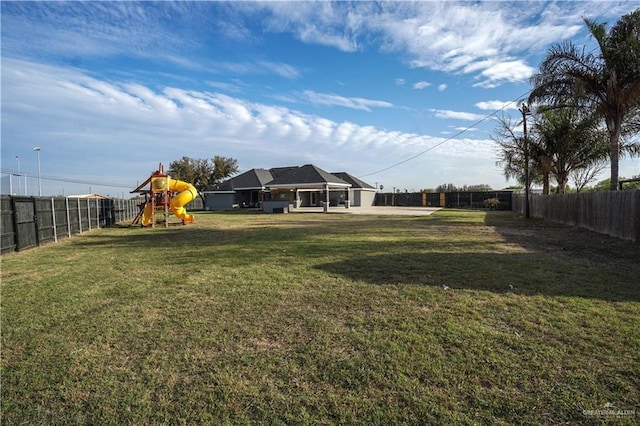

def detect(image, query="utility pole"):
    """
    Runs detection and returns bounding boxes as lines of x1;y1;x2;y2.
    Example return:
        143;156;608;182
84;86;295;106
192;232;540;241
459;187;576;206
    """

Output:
519;103;530;219
33;147;42;196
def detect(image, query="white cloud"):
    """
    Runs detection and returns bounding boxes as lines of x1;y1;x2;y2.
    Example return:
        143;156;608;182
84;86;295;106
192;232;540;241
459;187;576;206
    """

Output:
212;60;300;79
438;84;447;91
206;80;244;93
302;90;393;112
475;100;518;111
430;109;486;121
395;78;406;86
473;60;536;88
257;1;364;52
413;81;431;90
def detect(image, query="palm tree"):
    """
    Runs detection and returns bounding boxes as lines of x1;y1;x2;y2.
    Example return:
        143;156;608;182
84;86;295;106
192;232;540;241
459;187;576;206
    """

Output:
531;105;609;193
529;9;640;190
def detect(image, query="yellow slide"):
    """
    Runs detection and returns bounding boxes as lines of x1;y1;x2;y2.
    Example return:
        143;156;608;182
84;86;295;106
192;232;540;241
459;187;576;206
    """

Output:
141;202;154;227
140;179;197;225
169;179;197;224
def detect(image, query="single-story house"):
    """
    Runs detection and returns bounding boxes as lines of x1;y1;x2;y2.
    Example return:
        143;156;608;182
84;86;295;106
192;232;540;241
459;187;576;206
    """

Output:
203;164;376;211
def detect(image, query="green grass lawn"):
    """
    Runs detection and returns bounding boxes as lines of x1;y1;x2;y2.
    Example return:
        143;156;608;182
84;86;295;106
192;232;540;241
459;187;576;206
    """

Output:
2;209;638;424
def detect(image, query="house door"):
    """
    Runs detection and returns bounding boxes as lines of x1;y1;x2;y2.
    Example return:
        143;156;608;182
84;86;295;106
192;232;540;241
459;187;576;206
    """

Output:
310;192;317;206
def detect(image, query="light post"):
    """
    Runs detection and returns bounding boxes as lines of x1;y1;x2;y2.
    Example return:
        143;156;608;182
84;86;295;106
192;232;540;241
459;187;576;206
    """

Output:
519;103;530;219
15;156;22;195
33;147;41;196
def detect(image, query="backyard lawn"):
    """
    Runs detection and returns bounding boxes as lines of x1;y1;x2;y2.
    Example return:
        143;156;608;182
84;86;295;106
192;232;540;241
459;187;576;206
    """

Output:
1;209;638;424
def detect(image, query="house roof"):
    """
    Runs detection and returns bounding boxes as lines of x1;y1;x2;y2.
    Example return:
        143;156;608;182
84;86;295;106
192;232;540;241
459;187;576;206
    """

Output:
269;166;298;179
219;168;274;190
213;164;375;191
267;164;351;188
331;172;376;190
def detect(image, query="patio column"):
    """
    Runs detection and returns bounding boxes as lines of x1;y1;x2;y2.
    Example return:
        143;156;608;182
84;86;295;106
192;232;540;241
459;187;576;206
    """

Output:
325;184;330;213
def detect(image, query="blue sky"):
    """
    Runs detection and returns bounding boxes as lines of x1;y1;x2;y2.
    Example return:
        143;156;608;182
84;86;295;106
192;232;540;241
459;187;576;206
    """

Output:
2;1;639;197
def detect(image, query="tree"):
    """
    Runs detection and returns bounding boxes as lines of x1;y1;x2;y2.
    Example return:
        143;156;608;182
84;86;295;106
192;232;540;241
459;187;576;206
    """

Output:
435;183;458;192
529;9;640;190
589;175;640;191
571;162;607;192
531;105;609;193
492;114;540;189
168;156;239;200
211;156;239;185
459;184;493;191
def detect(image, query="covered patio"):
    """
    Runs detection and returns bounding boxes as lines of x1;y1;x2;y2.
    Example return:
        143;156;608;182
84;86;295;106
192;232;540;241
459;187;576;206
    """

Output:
263;164;352;213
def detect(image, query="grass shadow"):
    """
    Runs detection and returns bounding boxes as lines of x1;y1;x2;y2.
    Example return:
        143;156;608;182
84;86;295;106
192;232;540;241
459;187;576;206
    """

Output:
314;251;640;302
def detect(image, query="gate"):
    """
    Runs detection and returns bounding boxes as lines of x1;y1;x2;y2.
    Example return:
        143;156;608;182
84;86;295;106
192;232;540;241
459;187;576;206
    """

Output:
11;197;39;251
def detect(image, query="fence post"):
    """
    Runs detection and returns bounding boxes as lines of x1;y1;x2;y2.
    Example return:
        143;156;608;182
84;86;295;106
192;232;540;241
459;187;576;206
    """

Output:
87;199;91;231
78;198;82;233
51;197;58;243
66;197;71;237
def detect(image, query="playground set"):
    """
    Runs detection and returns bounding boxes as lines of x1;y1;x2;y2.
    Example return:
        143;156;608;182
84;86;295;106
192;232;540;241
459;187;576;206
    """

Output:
131;163;197;227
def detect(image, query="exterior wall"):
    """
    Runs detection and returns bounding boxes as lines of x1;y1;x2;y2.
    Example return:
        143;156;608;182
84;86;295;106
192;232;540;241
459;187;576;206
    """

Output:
235;190;262;207
328;189;349;206
271;190;296;205
354;190;376;207
204;193;236;210
263;200;292;213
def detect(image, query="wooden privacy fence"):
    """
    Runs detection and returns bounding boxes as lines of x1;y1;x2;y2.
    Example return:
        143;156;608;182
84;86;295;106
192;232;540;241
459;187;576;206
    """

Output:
0;196;139;254
374;191;513;210
512;190;640;243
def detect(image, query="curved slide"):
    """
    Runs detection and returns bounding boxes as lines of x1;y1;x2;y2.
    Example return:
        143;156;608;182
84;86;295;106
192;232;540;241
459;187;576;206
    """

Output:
141;179;197;225
169;179;197;224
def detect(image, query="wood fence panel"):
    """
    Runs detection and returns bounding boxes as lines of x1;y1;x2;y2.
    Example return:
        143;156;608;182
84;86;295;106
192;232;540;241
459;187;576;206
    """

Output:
1;197;16;253
35;198;55;244
513;190;639;242
1;196;139;254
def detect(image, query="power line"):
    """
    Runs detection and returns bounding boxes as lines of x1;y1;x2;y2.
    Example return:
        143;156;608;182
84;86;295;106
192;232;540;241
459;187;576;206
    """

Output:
0;168;132;189
359;88;534;178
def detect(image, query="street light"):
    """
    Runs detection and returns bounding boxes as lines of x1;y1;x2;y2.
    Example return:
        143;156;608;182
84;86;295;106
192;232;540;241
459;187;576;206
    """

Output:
33;147;41;196
15;156;22;195
519;103;531;219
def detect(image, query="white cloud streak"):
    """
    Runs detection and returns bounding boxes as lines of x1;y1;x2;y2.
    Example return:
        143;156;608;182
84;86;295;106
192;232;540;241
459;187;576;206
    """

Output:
302;90;394;112
413;81;431;90
430;109;487;121
475;100;518;111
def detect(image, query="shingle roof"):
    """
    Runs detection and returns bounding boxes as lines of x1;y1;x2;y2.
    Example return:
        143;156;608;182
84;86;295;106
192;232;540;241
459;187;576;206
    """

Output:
219;168;273;190
331;172;376;189
267;164;350;186
269;166;298;179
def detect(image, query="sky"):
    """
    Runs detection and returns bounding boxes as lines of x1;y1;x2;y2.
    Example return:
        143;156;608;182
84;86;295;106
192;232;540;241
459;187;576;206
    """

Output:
2;0;639;197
